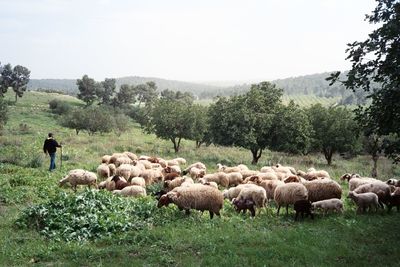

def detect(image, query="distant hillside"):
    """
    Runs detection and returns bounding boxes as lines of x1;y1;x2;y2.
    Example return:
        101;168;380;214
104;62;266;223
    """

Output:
28;72;367;104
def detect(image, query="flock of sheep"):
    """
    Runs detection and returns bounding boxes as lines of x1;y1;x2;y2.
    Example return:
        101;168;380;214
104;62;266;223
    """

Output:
58;151;400;220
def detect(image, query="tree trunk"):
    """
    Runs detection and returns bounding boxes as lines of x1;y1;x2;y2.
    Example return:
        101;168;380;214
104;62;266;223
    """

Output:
15;92;18;103
196;140;203;148
323;148;333;165
171;138;181;153
371;154;379;178
251;148;262;165
75;129;80;135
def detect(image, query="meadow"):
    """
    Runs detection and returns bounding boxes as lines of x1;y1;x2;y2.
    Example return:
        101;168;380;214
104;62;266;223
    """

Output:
0;91;399;266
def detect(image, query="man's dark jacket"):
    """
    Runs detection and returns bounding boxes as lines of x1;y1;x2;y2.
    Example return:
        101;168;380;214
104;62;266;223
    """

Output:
43;138;61;154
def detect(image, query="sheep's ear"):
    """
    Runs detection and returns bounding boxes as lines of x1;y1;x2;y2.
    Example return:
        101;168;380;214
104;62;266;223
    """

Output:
231;198;236;204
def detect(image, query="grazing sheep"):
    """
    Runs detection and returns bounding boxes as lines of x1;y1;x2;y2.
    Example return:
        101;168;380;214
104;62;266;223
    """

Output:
180;178;194;188
294;200;314;221
123;151;138;161
354;181;391;208
237;164;249;171
96;163;110;179
138;159;153;169
311;199;343;214
217;163;241;173
183;162;207;174
141;169;163;185
101;155;111;164
174;157;187;165
109;153;125;164
348;191;380;213
259;180;285;200
113;185;146;197
273;164;296;175
226;172;243;186
164;172;181;181
116;164;141;180
222;184;259;200
388;188;400;212
129;177;146;188
111;175;130;190
59;169;97;192
274;183;308;215
201;181;218;189
302;179;342;202
284;175;301;183
243;175;263;185
239;170;259;179
236;186;267;210
108;163;116;176
157;184;224;219
164;177;186;191
115;156;133;167
201;172;229;187
187;166;206;180
260;166;274;173
340;173;379;190
232;198;256;217
297;170;329;180
258;172;278;181
386;178;400;187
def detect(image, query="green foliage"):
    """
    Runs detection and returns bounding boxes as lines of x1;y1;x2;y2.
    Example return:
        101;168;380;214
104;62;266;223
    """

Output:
208;81;283;164
307;104;359;165
98;78;116;105
60;108;87;135
16;189;180;242
147;98;195;152
0;62;30;102
77;75;98;106
48;99;72;115
0;97;8;133
113;113;131;136
328;0;400;162
270;101;312;154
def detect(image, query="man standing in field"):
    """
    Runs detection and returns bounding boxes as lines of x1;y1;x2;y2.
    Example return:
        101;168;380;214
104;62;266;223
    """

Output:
43;133;62;171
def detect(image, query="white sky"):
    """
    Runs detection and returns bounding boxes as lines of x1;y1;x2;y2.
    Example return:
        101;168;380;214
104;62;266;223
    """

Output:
0;0;377;82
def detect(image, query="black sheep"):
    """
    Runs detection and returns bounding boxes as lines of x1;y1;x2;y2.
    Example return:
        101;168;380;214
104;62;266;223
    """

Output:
232;198;256;217
294;200;314;220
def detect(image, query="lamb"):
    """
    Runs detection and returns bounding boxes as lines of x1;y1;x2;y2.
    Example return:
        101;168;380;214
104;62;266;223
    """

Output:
387;188;400;212
311;199;343;214
59;169;97;192
302;179;342;202
113;185;146;198
274;183;308;215
201;172;229;187
187;167;206;179
140;169;163;185
157;184;224;219
96;163;110;179
348;191;380;213
354;181;391;208
232;198;256;217
294;200;314;221
235;186;267;210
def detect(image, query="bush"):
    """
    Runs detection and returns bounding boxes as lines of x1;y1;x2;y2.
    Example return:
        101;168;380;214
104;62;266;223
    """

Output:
0;97;8;133
48;99;71;115
16;189;181;242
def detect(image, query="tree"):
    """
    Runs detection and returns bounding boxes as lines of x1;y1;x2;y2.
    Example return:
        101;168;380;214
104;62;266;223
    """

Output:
116;84;136;106
0;97;8;133
98;78;116;105
11;65;30;102
147;98;195;153
161;89;194;104
77;75;98;106
306;104;359;165
327;0;400;162
0;63;30;101
60;108;87;135
270;101;312;154
190;104;210;148
135;81;158;107
208;82;283;164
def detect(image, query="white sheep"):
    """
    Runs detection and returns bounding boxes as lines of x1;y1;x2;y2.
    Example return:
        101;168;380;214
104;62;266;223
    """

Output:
59;169;97;192
348;191;380;213
96;163;110;179
226;172;243;186
235;185;267;210
113;185;146;197
157;184;224;219
201;172;229;188
311;199;343;214
222;184;260;200
130;177;146;187
274;183;308;215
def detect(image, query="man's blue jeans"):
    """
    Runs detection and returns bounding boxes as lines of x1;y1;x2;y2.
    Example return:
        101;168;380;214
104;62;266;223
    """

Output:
49;152;56;171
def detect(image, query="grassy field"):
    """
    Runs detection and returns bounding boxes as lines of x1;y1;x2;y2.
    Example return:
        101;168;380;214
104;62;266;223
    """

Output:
1;91;400;266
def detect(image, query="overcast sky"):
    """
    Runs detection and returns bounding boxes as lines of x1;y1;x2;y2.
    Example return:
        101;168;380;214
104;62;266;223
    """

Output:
0;0;377;82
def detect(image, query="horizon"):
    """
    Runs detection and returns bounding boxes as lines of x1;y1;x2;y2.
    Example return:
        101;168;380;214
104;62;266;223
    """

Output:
1;0;376;82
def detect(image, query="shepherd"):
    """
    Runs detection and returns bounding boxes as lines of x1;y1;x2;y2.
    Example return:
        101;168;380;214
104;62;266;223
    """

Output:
43;133;62;172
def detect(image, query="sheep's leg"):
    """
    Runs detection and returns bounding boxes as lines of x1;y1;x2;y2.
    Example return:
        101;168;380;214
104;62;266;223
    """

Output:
250;207;256;217
286;204;289;215
185;209;190;215
378;200;384;209
309;211;314;220
277;205;281;215
295;211;299;221
209;211;214;219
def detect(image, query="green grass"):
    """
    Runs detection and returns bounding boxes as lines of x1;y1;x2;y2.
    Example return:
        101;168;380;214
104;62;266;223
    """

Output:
1;91;400;266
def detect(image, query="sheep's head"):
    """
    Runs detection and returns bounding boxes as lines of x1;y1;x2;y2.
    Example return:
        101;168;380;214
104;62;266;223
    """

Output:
386;178;398;186
164;166;172;174
284;175;300;183
157;194;172;207
307;175;318;181
111;175;121;182
58;176;68;187
347;191;355;199
340;173;351;181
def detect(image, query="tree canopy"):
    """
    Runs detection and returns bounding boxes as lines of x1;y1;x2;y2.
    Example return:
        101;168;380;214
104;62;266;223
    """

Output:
328;0;400;162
